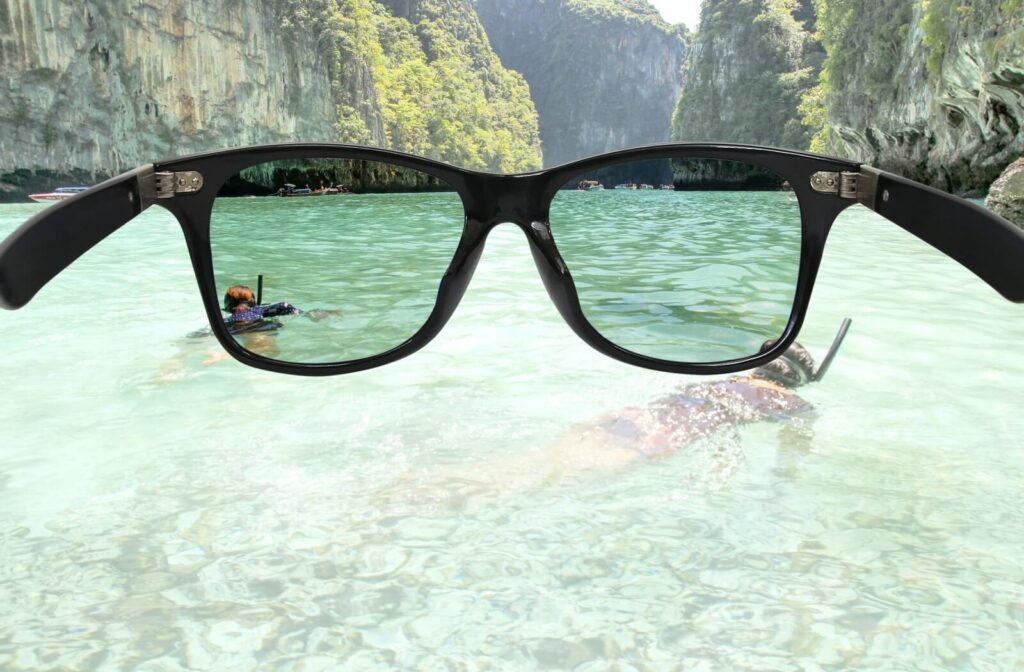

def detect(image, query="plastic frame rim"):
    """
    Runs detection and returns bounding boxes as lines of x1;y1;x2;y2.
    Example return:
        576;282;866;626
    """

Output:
7;140;1021;375
147;142;861;377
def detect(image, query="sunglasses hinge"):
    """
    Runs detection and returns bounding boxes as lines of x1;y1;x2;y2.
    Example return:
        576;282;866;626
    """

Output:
810;169;876;206
139;167;205;206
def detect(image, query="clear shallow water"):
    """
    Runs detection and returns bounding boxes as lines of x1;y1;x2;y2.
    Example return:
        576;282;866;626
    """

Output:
209;187;799;366
211;192;465;364
0;198;1022;670
551;189;802;363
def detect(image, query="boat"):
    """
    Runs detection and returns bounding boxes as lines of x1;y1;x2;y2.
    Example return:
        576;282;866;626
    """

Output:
660;184;675;191
614;183;638;190
577;180;604;191
28;186;89;203
273;184;323;197
639;184;655;190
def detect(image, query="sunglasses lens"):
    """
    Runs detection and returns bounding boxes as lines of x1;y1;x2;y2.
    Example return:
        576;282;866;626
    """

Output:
209;157;463;364
549;157;802;364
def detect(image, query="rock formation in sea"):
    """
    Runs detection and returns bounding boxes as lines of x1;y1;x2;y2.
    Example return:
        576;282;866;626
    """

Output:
0;0;541;198
475;0;688;167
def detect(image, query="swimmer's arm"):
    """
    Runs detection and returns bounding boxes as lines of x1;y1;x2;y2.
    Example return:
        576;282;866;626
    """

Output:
0;165;158;309
261;302;301;317
859;167;1024;302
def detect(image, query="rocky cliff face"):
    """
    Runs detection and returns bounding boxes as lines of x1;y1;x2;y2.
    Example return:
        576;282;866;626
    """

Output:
0;0;541;197
671;0;819;149
810;0;1024;195
0;0;337;193
475;0;687;167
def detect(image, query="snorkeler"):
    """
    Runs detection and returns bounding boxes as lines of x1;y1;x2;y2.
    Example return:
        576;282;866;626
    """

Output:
159;283;343;377
393;321;852;499
578;341;819;463
222;284;300;334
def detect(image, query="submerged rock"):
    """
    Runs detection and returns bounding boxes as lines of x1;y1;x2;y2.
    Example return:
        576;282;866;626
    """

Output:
987;158;1024;230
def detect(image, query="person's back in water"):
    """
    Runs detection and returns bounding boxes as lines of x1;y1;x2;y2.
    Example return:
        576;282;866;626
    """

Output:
387;341;827;501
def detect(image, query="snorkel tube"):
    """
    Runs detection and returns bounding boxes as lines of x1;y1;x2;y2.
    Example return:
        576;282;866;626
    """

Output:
754;318;853;388
811;318;853;383
256;274;264;306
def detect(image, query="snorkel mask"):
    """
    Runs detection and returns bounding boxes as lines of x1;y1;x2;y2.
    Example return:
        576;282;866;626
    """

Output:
754;318;853;389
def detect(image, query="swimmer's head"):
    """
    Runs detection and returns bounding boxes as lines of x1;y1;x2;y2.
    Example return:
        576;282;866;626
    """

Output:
753;341;816;389
223;285;257;313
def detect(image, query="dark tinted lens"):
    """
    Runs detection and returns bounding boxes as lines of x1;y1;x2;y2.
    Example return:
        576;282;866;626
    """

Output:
550;158;802;364
209;158;464;364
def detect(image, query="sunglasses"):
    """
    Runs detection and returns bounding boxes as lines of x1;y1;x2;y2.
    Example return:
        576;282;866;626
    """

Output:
1;143;1021;377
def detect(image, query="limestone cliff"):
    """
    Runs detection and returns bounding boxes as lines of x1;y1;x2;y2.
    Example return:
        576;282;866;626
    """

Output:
0;0;336;194
475;0;688;167
0;0;541;197
671;0;820;149
808;0;1024;195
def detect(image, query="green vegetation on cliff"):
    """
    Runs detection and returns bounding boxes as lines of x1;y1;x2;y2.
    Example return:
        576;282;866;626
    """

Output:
800;0;914;151
802;0;1023;191
276;0;541;172
672;0;818;148
563;0;671;26
921;0;1023;76
476;0;687;167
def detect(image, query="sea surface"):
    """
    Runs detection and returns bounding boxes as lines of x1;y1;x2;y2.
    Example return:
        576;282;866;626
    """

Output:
0;194;1022;670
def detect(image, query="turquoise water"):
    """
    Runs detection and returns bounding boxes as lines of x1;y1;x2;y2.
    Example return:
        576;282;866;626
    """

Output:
211;193;465;364
551;189;801;363
208;189;800;366
0;198;1022;669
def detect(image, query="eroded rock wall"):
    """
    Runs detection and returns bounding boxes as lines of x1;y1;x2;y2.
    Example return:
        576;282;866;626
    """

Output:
0;0;542;197
815;0;1024;194
0;0;341;191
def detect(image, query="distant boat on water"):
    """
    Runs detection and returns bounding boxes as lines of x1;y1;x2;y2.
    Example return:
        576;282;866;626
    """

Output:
272;183;351;197
577;180;604;191
28;186;89;203
639;184;655;190
660;184;675;190
274;184;318;197
614;183;638;190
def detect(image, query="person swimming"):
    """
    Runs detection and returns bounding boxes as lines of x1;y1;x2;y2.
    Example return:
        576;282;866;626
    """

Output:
390;325;851;501
163;285;345;376
593;341;818;460
222;284;300;334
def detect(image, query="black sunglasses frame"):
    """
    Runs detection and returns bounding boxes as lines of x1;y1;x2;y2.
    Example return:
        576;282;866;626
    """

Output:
2;142;1022;377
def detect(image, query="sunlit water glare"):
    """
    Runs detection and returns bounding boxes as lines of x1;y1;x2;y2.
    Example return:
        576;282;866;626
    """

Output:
0;197;1021;670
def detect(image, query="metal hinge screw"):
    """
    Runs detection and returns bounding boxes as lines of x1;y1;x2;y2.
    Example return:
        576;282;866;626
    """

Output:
154;171;204;199
810;171;863;200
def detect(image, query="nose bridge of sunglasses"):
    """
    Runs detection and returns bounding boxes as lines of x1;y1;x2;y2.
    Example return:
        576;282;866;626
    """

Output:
462;172;546;224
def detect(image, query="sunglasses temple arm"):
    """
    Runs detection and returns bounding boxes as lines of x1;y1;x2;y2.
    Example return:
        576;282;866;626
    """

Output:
0;165;157;310
860;166;1024;303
